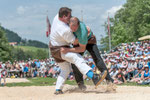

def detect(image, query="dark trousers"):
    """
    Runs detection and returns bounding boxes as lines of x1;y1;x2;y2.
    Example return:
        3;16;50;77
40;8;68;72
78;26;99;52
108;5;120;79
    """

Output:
72;44;114;84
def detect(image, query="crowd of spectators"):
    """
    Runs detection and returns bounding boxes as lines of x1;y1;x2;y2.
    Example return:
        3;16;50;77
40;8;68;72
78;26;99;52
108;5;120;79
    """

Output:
102;40;150;85
0;58;62;85
0;40;149;86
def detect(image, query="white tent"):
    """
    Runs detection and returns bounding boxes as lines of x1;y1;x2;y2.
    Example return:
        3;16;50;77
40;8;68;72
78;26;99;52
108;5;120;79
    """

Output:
138;35;150;40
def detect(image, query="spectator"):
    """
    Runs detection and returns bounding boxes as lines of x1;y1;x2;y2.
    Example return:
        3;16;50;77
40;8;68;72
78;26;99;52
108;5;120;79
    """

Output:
138;65;150;85
114;68;126;84
110;67;118;79
23;64;29;77
130;69;142;83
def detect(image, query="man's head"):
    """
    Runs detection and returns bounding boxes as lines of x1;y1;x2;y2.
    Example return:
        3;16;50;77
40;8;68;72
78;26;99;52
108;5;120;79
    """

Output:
144;65;149;72
69;17;79;32
59;7;72;24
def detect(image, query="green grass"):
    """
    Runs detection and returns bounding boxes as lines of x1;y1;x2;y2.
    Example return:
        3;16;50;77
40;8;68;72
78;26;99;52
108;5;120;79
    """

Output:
14;46;48;52
3;77;150;87
5;77;77;87
118;82;150;87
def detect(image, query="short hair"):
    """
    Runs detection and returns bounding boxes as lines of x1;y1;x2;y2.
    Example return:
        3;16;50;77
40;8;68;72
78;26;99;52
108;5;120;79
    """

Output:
59;7;72;18
70;17;80;26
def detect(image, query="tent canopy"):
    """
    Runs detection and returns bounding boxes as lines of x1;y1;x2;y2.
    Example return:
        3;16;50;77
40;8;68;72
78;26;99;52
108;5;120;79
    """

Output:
138;35;150;40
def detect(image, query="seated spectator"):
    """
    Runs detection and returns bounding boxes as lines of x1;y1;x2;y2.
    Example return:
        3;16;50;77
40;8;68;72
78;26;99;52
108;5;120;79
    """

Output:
141;65;150;81
148;56;150;69
116;57;122;69
35;60;41;69
114;68;126;84
110;60;117;72
131;58;138;76
68;71;74;80
144;49;149;55
126;58;134;80
110;67;118;79
138;65;150;85
122;67;128;79
89;61;96;70
33;68;38;77
121;57;128;69
137;57;143;69
130;69;142;83
45;69;48;77
53;65;61;78
1;67;7;85
23;65;29;77
143;57;148;67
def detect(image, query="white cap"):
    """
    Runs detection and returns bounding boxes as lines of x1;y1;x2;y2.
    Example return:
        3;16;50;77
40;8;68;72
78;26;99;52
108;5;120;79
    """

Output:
144;57;148;60
140;56;143;59
137;48;141;50
145;65;149;68
132;58;135;60
128;58;131;60
88;58;93;62
114;60;117;63
111;60;115;63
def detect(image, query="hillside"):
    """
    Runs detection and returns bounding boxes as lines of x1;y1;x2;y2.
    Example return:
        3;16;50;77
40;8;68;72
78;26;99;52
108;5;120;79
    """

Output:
0;26;48;48
11;45;49;60
1;26;21;43
15;46;49;52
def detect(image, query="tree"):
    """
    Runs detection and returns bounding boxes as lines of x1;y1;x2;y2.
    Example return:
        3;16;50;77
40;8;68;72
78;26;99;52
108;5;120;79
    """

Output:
0;26;22;44
102;0;150;50
36;49;49;60
11;48;26;61
0;28;11;61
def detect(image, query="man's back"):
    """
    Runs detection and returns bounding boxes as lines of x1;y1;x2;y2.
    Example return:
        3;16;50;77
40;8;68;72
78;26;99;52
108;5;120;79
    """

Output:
50;14;75;46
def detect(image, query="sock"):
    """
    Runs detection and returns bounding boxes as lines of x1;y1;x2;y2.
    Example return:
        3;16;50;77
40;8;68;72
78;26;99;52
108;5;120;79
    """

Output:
56;89;61;91
86;70;93;79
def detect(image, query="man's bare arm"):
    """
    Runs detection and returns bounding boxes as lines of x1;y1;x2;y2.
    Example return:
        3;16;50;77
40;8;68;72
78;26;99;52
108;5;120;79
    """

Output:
73;39;79;45
61;43;86;54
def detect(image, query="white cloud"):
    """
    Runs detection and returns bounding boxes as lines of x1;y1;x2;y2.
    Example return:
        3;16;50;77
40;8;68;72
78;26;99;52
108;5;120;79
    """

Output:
107;5;122;16
2;5;51;43
102;5;123;19
17;6;27;15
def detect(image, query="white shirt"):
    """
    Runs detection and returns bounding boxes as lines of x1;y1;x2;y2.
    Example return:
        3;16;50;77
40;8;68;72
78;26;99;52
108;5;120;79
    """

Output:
131;62;137;69
0;68;3;77
110;70;118;77
19;63;24;71
50;14;75;46
2;64;5;69
41;61;46;68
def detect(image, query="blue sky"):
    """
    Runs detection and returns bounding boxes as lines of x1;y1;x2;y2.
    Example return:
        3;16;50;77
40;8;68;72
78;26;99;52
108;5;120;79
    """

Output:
0;0;126;44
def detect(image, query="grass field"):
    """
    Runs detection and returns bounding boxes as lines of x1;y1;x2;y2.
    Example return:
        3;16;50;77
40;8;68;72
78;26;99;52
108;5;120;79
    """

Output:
4;77;150;87
14;46;49;52
5;77;77;87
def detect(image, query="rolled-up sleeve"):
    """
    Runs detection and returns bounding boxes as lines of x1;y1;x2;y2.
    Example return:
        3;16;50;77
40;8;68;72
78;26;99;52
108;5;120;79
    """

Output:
61;29;75;44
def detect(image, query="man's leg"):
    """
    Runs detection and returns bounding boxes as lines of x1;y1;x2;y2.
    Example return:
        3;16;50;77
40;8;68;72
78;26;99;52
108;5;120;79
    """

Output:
55;62;72;94
71;51;85;90
71;64;85;90
133;69;138;76
0;77;1;85
86;44;114;82
3;76;6;85
61;52;105;88
61;52;91;75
